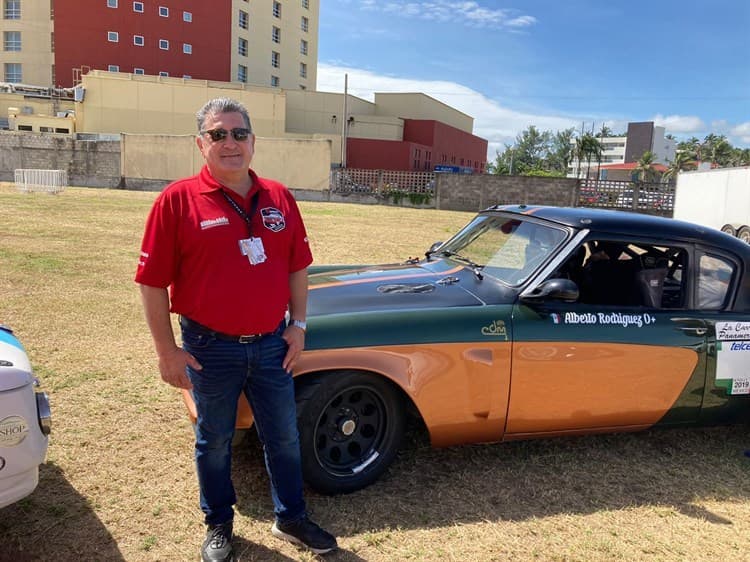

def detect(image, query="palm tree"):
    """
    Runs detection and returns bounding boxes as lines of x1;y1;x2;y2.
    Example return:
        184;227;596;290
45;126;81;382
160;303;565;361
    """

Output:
575;133;602;179
662;151;695;183
633;151;659;183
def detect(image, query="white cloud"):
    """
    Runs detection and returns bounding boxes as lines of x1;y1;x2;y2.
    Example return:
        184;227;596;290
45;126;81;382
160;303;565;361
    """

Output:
317;64;750;158
651;114;705;134
358;1;537;30
730;122;750;144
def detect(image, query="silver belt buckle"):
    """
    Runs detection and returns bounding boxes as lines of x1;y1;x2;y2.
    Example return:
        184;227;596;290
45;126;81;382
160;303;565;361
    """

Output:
238;334;258;343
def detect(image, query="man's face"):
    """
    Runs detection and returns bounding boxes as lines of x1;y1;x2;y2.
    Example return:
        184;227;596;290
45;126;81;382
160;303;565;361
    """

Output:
196;111;255;177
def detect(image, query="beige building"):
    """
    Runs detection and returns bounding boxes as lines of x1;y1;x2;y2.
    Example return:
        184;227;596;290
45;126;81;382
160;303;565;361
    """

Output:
0;0;54;86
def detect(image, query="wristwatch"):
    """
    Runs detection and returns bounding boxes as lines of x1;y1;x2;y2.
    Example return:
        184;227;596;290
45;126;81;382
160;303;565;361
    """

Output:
291;319;307;331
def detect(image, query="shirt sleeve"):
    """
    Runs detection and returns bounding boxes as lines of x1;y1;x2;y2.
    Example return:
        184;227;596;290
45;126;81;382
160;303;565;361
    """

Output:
134;191;180;288
286;192;313;273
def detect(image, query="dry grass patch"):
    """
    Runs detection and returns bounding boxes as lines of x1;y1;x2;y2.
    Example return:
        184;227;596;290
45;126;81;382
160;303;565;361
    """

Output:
0;184;748;562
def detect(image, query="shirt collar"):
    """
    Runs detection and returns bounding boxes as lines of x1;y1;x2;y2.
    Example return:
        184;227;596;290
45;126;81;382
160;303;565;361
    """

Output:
197;165;264;197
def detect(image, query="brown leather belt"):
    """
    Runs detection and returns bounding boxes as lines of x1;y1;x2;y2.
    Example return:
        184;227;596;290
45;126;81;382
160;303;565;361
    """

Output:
179;316;271;344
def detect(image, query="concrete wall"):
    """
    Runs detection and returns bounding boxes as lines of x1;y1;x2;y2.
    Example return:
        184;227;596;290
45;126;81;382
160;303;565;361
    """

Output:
0;129;331;191
436;174;578;212
0;130;120;187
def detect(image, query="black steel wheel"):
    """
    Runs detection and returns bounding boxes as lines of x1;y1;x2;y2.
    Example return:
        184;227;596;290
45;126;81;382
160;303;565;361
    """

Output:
295;372;405;494
721;224;736;237
738;226;750;244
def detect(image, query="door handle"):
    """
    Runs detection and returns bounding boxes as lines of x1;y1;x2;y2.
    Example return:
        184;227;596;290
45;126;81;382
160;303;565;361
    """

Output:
680;327;707;336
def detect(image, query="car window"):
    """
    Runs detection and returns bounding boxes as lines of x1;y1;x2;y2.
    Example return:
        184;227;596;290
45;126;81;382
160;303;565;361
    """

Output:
697;254;733;310
439;215;567;285
555;239;687;308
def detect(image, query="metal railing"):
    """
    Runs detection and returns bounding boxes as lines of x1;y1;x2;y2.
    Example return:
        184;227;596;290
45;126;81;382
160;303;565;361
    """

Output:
577;178;675;216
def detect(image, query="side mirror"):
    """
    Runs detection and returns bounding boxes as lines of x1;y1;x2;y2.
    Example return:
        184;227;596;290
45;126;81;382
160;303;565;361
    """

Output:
522;278;579;302
426;241;443;259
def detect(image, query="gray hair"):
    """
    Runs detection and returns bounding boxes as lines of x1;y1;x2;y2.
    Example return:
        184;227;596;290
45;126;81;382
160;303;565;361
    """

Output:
196;98;252;133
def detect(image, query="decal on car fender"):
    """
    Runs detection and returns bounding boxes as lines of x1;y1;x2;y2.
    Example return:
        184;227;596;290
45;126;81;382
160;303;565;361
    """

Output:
0;416;29;447
715;322;750;395
481;320;508;340
552;312;656;328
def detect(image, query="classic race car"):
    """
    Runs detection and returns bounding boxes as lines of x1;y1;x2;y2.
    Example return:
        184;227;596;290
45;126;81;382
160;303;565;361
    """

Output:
182;205;750;494
0;325;52;508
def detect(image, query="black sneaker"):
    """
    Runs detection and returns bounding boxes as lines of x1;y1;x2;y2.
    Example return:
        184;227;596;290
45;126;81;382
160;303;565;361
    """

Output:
201;521;234;562
271;517;338;554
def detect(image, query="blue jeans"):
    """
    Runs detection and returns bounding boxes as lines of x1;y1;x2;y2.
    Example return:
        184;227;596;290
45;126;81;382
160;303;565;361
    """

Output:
182;320;306;526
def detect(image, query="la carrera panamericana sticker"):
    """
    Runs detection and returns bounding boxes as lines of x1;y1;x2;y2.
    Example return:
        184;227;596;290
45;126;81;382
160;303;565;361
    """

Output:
715;321;750;395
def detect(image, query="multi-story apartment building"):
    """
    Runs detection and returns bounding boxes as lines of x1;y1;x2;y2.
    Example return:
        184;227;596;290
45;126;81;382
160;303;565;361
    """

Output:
568;122;676;178
0;0;318;90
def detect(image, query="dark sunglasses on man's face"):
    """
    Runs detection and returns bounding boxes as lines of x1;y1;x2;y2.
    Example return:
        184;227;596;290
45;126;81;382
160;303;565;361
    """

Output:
200;127;251;143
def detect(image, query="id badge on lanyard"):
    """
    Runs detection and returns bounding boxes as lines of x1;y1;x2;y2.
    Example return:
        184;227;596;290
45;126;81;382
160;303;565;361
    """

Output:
222;190;267;265
239;237;266;265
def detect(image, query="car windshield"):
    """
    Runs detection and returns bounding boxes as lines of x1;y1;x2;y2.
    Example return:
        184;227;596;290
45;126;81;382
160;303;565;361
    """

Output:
437;214;568;285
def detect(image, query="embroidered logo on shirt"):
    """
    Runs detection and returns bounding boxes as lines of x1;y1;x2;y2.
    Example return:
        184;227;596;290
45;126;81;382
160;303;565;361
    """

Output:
261;207;286;232
200;217;230;230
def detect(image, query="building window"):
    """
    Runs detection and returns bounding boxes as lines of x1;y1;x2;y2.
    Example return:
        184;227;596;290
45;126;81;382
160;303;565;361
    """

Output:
133;2;143;12
299;62;307;78
158;71;168;77
302;0;309;8
134;67;144;74
158;6;168;17
272;26;280;43
4;0;20;19
273;1;281;18
271;51;280;68
4;62;21;82
238;64;247;82
183;75;191;79
107;0;117;8
108;31;119;42
108;64;119;72
300;39;307;55
133;35;144;46
271;75;279;87
239;10;248;29
183;43;192;54
4;31;20;51
301;16;308;32
159;39;169;50
183;11;192;22
238;37;247;56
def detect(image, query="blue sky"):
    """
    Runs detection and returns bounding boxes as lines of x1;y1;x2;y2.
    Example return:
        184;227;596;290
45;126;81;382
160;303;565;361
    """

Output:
316;0;750;160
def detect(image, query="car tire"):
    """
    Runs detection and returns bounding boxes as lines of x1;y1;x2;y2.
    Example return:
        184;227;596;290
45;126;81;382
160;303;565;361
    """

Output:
738;226;750;244
721;224;736;237
295;372;405;494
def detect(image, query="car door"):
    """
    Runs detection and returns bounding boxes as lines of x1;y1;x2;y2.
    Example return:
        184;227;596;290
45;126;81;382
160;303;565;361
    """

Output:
692;246;750;424
505;237;708;437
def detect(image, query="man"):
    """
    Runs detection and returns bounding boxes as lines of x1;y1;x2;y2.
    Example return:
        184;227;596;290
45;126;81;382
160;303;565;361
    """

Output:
135;98;337;561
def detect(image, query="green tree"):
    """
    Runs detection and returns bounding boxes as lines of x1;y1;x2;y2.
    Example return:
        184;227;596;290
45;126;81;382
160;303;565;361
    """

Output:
547;128;575;174
662;151;695;183
574;133;602;178
633;151;659;182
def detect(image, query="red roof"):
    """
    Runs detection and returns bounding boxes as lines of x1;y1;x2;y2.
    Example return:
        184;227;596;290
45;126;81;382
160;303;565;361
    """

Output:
599;162;668;172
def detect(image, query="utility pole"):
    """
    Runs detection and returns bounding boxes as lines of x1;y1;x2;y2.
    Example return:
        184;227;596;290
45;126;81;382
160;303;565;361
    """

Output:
341;73;348;168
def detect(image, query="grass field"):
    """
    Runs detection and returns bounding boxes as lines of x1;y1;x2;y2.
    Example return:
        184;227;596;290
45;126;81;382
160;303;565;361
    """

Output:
0;184;748;562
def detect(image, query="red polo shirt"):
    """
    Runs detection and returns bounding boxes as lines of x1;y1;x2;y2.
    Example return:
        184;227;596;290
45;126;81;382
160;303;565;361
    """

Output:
135;165;313;334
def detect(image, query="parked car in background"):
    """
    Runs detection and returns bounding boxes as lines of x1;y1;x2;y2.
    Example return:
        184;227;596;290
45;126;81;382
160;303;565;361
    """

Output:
0;325;52;508
182;205;750;494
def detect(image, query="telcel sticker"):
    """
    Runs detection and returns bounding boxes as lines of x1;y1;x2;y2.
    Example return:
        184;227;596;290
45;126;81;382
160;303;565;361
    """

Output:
0;416;29;447
715;322;750;395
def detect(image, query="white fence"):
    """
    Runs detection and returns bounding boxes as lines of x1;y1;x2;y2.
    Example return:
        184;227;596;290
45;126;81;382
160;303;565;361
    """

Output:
14;169;68;194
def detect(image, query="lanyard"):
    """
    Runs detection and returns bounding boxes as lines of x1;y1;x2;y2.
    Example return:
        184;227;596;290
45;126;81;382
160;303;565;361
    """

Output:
221;189;260;238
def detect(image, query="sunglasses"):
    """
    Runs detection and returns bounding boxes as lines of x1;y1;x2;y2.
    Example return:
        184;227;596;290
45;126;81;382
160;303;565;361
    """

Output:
200;127;251;142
